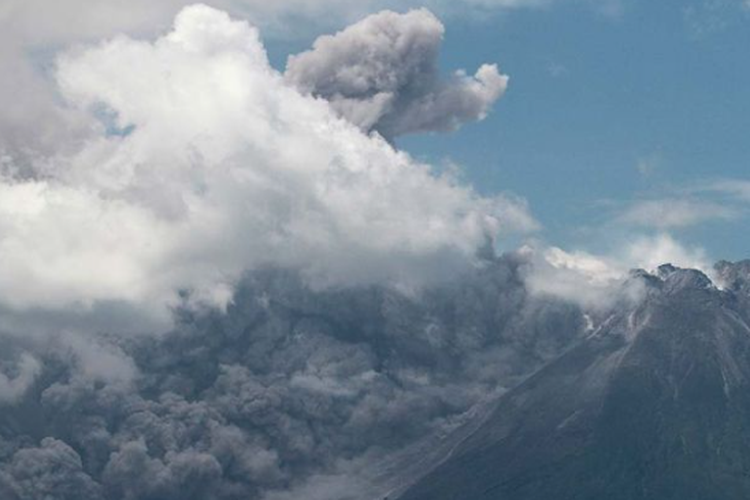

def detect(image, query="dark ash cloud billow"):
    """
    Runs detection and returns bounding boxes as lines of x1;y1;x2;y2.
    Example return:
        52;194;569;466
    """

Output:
0;257;588;500
285;9;508;139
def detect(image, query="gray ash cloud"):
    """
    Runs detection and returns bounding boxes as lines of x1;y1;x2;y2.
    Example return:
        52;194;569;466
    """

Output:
0;255;587;499
285;9;508;140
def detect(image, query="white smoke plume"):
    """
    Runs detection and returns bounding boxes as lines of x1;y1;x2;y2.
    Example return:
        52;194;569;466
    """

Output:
0;5;534;334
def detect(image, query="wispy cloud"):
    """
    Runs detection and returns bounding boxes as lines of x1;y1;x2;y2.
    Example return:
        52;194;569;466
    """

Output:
547;62;570;78
530;175;750;307
616;198;738;229
701;178;750;202
524;233;713;309
0;5;537;340
683;0;749;37
635;152;663;177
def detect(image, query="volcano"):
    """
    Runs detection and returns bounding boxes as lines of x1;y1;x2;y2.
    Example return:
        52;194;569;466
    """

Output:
399;262;750;500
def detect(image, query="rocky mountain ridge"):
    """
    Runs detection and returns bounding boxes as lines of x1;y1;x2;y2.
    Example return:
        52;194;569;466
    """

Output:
399;261;750;500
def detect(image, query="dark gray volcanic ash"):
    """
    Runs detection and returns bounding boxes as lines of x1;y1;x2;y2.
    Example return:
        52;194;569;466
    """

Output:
0;254;586;500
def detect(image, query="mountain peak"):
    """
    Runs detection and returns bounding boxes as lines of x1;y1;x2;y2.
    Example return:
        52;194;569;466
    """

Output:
399;260;750;500
626;264;714;299
656;264;713;293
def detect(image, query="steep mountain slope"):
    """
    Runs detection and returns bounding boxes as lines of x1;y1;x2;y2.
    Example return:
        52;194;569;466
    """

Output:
400;263;750;500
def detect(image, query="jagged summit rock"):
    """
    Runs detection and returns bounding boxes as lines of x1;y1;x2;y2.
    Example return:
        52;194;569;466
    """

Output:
656;264;714;293
628;264;714;293
399;261;750;500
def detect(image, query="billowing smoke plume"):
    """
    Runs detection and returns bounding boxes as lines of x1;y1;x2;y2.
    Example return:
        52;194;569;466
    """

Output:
0;255;590;500
0;0;544;162
285;9;508;139
0;5;534;335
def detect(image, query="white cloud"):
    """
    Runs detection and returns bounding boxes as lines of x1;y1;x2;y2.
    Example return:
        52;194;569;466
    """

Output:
0;5;534;331
624;233;712;275
524;233;713;308
523;246;628;309
0;0;618;160
542;246;622;284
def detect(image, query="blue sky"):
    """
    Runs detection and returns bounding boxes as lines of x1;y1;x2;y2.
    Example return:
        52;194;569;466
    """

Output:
269;0;750;262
